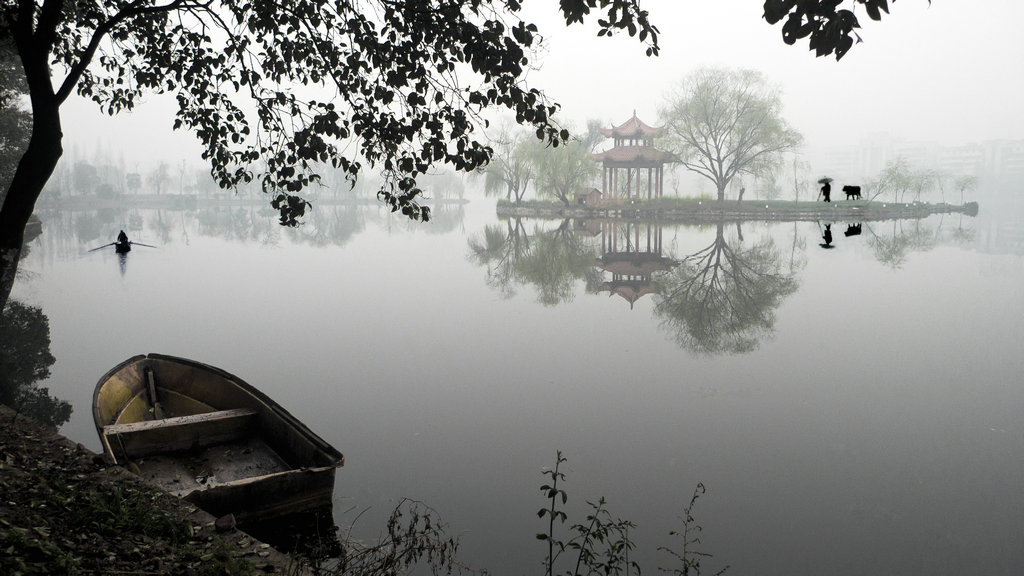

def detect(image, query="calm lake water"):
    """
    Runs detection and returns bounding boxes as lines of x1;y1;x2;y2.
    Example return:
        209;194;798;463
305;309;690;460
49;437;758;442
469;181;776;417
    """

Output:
10;197;1024;575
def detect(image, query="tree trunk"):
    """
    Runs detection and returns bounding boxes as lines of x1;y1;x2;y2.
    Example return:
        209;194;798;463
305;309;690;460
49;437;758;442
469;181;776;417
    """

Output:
716;181;727;202
2;1;66;313
0;96;63;314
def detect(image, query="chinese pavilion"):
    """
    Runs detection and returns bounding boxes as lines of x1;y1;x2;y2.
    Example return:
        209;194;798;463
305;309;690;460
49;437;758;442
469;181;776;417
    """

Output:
592;112;677;202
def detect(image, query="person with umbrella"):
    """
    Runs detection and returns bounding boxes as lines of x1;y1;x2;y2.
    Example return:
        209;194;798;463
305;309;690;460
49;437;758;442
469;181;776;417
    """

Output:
818;177;832;202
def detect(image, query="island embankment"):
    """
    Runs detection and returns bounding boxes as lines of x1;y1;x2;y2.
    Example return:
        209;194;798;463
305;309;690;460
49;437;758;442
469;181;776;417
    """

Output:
496;198;979;222
0;404;304;575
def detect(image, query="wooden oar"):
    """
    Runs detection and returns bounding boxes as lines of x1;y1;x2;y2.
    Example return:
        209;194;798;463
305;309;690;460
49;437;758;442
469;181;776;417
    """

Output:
129;241;158;248
88;242;117;252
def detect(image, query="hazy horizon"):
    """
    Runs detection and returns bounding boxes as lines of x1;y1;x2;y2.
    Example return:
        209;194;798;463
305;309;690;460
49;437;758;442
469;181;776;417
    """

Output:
56;1;1024;175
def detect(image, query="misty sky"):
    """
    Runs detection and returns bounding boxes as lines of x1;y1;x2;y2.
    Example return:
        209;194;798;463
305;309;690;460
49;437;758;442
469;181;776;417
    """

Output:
61;0;1024;169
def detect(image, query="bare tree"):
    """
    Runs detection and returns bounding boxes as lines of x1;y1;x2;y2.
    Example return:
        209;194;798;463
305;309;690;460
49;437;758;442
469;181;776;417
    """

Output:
954;175;978;205
660;68;803;202
147;162;170;196
791;156;811;202
868;157;914;203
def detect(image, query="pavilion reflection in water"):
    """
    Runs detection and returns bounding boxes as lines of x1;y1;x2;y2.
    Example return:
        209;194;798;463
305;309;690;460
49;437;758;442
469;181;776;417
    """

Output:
584;220;678;309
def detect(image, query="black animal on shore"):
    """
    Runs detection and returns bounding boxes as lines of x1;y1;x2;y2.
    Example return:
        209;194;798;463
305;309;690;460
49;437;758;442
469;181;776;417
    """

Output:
843;185;861;200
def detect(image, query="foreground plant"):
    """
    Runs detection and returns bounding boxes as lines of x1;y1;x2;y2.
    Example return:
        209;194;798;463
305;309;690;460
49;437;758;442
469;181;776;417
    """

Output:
311;498;462;576
538;451;729;576
538;451;640;576
658;483;729;576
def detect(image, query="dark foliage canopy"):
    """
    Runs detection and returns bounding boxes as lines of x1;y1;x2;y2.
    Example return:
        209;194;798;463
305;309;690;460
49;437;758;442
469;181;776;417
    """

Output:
1;0;658;225
763;0;925;60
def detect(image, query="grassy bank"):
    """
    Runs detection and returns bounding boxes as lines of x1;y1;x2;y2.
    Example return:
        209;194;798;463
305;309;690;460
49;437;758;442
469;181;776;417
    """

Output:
497;197;979;222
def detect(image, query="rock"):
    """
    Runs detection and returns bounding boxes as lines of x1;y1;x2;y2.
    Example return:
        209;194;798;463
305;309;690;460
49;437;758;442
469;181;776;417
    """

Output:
214;513;237;532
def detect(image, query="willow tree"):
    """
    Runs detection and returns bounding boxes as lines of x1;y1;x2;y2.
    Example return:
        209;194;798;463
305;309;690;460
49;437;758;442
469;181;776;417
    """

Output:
479;124;536;204
0;0;661;311
660;67;803;203
531;120;604;206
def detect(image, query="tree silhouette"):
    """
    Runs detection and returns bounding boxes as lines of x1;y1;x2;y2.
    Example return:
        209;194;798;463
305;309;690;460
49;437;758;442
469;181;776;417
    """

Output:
763;0;923;60
653;222;799;355
0;300;71;427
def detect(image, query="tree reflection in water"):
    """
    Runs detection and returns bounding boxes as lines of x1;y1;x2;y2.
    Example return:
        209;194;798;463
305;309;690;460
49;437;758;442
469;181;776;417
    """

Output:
468;218;599;305
0;301;71;427
468;218;531;299
652;221;799;355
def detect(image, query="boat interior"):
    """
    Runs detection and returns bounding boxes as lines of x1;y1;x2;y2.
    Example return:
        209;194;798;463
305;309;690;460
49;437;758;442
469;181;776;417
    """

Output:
99;366;297;496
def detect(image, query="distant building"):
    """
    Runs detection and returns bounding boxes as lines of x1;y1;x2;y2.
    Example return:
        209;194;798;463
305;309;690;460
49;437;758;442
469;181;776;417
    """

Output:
810;134;1024;198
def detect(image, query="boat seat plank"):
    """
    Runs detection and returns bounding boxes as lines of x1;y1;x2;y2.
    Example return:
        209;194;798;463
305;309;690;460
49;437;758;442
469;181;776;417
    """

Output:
104;408;259;459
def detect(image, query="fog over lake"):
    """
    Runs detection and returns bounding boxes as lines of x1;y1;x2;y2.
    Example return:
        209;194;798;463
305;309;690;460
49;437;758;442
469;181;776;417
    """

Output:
11;196;1024;574
6;1;1024;574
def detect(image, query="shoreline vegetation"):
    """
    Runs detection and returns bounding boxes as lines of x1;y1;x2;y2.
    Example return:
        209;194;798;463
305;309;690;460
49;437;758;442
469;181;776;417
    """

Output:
496;197;980;223
1;403;728;576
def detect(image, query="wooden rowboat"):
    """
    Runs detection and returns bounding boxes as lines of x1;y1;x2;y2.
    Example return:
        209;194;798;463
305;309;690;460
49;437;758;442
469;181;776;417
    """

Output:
93;353;344;524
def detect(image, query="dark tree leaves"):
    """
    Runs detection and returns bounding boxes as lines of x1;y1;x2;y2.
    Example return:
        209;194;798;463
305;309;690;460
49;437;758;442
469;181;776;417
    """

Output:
764;0;921;60
2;0;660;227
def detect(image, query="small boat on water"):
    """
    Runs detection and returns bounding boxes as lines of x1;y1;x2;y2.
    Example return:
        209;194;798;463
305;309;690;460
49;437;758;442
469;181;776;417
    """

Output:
115;230;131;253
93;353;344;524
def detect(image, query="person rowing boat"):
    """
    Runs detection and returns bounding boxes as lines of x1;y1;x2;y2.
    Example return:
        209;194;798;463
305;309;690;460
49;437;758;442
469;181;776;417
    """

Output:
115;230;131;253
88;233;157;253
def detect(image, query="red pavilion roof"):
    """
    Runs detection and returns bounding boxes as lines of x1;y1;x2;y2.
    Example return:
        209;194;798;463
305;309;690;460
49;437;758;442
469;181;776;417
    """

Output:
599;111;662;139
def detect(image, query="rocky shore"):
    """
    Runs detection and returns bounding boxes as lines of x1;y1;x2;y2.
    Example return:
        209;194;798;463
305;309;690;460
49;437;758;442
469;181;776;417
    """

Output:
0;404;302;575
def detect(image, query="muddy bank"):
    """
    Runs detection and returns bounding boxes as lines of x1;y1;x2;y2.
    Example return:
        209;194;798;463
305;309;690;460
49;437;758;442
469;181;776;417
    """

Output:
0;403;304;575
